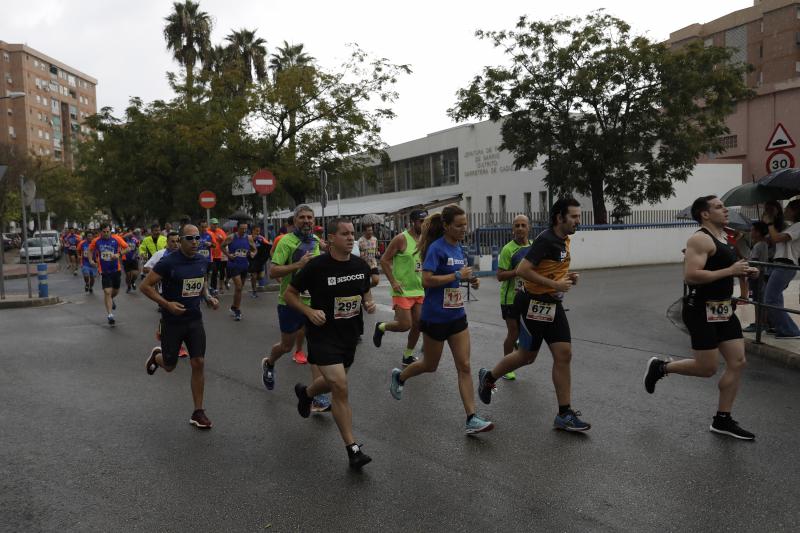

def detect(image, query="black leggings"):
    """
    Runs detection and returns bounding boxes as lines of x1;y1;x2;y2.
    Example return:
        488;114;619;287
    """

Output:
210;259;225;290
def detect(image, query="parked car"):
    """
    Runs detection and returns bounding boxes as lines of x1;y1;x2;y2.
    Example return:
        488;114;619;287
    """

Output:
34;231;62;258
2;233;21;249
19;238;58;262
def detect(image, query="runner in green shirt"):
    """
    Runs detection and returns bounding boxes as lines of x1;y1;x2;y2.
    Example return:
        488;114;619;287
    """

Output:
496;215;532;380
374;209;427;368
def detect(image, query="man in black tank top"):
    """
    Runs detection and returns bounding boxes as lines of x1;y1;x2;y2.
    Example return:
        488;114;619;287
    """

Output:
644;195;759;440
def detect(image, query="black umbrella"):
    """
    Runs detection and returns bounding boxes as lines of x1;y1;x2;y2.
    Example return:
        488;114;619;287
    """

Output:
228;210;253;222
676;206;753;230
758;168;800;191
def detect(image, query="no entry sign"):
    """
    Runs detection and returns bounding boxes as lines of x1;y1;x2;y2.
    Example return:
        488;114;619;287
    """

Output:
198;190;217;209
252;169;277;195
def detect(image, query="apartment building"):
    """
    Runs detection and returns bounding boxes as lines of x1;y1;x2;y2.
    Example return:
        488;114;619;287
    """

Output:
0;41;97;167
668;0;800;180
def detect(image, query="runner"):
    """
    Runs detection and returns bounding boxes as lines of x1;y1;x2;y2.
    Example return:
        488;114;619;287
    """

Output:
495;215;532;380
198;220;216;291
269;214;307;365
261;204;331;412
208;218;227;295
77;229;97;293
122;228;141;293
357;223;380;286
374;209;427;368
388;205;493;435
644;195;759;440
139;224;166;265
477;198;591;432
222;221;256;321
288;218;376;469
141;224;219;429
64;227;80;276
143;231;180;272
89;223;129;326
248;224;270;298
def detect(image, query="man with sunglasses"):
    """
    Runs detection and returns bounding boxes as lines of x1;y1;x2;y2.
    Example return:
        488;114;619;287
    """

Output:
495;214;532;380
141;225;219;429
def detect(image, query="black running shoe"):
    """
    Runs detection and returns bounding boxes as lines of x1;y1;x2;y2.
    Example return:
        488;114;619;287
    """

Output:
347;443;372;470
643;357;667;394
295;383;312;418
373;323;384;347
710;416;755;440
478;368;495;405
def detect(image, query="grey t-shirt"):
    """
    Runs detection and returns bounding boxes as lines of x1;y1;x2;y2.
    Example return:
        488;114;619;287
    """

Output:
749;241;768;263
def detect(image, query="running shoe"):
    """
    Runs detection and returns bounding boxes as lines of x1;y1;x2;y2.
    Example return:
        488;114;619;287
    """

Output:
295;384;312;418
146;346;160;375
84;285;89;293
465;414;494;434
742;323;759;333
189;409;213;429
225;280;231;290
554;409;591;432
710;415;755;440
73;270;78;276
643;357;667;394
347;443;372;470
389;368;403;400
178;345;189;358
126;285;131;294
250;291;258;299
373;323;384;347
311;394;332;413
477;368;495;405
775;333;800;339
131;282;136;290
293;350;308;365
234;309;242;321
107;314;115;326
401;355;418;368
88;286;93;294
262;358;275;390
502;371;516;381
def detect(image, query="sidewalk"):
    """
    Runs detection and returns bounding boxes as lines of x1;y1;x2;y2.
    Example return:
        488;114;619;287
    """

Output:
2;261;60;280
735;279;800;369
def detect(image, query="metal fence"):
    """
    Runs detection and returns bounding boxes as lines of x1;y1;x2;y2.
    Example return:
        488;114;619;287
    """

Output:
738;260;800;345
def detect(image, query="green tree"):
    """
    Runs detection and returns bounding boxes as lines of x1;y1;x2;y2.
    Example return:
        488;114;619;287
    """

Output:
225;29;268;85
450;12;752;224
163;0;212;104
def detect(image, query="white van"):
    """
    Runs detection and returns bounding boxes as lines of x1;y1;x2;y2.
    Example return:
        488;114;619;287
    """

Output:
33;230;62;258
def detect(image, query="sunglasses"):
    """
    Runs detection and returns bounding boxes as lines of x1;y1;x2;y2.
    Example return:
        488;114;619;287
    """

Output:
181;235;201;241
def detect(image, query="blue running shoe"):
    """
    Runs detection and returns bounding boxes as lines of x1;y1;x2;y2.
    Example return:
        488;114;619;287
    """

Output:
554;409;591;432
262;358;274;391
311;394;332;413
389;368;403;400
465;414;494;434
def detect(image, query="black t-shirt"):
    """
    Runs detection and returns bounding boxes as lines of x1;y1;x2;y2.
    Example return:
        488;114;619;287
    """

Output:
291;253;372;352
153;250;209;323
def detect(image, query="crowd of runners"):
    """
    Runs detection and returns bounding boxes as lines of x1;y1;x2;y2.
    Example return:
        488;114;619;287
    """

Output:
58;194;759;469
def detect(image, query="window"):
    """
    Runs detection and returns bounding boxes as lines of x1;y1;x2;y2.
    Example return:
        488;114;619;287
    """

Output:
6;108;11;116
5;74;12;84
409;156;429;189
2;52;9;62
38;129;43;138
760;20;764;33
719;135;738;150
704;37;713;48
33;59;38;67
759;44;763;59
758;71;763;86
486;196;493;214
8;126;15;137
797;6;800;19
49;65;58;76
44;131;49;140
51;98;59;113
524;192;532;215
68;75;76;87
499;195;507;216
539;191;548;214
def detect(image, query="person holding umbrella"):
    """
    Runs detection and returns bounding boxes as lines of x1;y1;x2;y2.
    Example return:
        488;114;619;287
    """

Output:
763;199;800;339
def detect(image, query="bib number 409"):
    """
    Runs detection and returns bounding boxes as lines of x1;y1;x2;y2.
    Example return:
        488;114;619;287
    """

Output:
705;299;732;322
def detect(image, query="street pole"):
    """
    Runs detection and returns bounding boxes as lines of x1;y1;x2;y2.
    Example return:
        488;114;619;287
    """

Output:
206;208;211;227
36;210;43;265
262;195;268;237
0;223;5;300
20;175;32;298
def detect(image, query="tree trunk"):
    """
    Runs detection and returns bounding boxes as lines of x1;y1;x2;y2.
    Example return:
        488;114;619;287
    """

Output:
590;178;608;225
186;63;193;105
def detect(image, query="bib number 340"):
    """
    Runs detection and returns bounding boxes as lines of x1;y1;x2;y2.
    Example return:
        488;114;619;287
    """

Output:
705;299;732;322
526;300;555;322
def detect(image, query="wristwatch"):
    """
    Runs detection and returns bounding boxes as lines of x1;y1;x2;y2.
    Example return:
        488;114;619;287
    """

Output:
454;270;462;282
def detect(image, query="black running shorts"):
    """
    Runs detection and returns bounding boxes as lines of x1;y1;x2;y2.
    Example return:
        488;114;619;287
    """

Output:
101;271;122;290
500;304;517;321
419;316;468;342
123;259;139;272
682;297;743;350
306;339;356;368
515;292;571;352
160;318;206;367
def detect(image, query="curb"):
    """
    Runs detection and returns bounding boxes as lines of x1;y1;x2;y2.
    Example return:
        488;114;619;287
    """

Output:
0;296;62;309
744;338;800;370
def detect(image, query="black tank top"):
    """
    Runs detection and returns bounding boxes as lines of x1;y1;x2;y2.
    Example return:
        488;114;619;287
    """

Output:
686;228;736;301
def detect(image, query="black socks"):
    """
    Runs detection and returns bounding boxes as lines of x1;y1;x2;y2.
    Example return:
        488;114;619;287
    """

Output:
558;404;571;415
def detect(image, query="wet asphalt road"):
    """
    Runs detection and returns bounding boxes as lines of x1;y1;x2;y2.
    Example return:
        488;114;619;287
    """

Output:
1;264;799;532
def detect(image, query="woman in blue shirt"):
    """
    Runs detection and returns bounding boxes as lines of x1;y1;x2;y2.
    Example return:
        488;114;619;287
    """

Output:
389;205;493;435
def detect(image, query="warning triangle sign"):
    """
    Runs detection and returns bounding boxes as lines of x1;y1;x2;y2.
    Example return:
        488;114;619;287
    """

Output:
766;123;796;151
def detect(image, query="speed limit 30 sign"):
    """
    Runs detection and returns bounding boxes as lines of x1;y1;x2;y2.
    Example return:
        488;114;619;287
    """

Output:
766;150;795;174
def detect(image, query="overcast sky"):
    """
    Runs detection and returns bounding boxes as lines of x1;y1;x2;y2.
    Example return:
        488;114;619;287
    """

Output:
2;0;752;145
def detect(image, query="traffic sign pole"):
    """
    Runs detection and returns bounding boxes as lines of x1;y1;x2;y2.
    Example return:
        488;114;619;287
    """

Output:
206;208;211;227
20;175;32;298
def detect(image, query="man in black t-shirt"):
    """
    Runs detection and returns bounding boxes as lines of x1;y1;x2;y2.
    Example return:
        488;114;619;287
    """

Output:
140;224;219;429
285;218;376;470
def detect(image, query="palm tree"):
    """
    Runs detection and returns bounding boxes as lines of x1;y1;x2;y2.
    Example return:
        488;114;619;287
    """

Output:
225;29;268;84
163;0;212;103
269;41;314;82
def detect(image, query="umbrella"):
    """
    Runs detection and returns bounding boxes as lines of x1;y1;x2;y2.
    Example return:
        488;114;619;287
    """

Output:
676;207;753;230
719;182;794;207
227;210;253;222
757;168;800;190
361;213;383;225
221;219;238;232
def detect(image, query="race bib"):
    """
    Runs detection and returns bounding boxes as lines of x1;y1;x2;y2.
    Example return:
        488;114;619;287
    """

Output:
443;287;464;309
334;295;361;319
182;277;204;298
514;278;525;292
100;250;114;261
705;299;732;322
415;261;422;273
526;299;555;322
235;249;248;257
199;248;210;258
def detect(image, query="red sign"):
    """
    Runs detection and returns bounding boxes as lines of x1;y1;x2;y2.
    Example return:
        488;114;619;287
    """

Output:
766;150;795;174
252;169;277;195
765;123;796;151
198;190;217;209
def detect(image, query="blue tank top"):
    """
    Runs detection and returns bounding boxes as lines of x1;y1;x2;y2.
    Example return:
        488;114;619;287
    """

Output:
229;234;250;268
